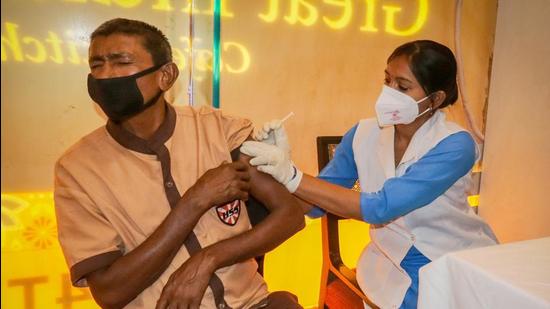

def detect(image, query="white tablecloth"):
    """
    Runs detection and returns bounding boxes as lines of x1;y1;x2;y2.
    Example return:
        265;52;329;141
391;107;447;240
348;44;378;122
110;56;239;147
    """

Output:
418;237;550;309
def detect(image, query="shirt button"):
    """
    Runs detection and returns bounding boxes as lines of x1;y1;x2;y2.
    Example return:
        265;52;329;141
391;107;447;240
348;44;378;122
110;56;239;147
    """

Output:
165;181;174;188
411;234;416;241
218;304;225;309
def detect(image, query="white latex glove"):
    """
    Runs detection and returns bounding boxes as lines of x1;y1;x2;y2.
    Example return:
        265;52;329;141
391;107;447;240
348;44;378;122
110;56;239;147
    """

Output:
240;141;303;193
253;119;291;155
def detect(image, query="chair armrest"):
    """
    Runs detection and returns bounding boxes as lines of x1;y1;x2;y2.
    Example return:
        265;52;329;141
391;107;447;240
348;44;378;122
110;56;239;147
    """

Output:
330;265;379;308
336;265;358;286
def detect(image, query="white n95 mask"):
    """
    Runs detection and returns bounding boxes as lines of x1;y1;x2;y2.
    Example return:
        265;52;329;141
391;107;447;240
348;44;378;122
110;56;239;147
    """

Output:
374;85;431;126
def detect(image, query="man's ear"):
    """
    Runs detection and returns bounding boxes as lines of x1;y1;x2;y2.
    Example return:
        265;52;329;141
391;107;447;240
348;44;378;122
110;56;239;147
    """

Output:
159;62;179;91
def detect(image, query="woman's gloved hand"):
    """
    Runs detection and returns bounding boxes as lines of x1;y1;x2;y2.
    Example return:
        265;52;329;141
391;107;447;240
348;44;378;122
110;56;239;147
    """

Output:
240;141;303;193
241;120;303;193
253;119;291;155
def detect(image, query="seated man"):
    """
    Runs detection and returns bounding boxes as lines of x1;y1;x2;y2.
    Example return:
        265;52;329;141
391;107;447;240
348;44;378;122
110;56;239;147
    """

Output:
54;18;305;309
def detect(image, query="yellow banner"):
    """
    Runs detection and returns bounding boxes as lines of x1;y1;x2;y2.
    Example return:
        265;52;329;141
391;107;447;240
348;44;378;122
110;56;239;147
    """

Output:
1;192;98;308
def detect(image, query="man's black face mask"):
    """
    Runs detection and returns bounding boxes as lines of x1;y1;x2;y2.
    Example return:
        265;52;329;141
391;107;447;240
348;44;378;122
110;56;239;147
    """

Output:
87;63;165;122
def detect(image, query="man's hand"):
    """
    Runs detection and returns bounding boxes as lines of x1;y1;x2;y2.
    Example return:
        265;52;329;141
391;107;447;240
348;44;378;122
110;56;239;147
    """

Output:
155;250;216;309
184;161;251;211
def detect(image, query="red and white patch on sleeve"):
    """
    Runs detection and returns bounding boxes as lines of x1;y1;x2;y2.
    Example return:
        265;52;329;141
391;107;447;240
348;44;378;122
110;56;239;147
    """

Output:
216;200;241;226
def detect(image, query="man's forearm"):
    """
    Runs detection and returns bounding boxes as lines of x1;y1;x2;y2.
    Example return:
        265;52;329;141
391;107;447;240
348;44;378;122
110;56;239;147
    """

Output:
203;157;305;271
155;191;304;309
205;200;304;270
87;192;208;308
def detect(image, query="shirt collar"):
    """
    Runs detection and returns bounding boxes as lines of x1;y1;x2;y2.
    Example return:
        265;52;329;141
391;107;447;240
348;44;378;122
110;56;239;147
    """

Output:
106;102;176;155
399;110;446;165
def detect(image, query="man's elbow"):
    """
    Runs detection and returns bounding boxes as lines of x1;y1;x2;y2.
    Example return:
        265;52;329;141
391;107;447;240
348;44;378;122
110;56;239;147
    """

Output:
95;298;126;309
89;286;132;309
292;214;306;234
87;272;134;309
272;198;305;235
297;217;306;233
288;203;306;234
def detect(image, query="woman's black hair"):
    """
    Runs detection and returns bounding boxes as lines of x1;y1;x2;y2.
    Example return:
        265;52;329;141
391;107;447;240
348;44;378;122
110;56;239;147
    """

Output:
388;40;458;108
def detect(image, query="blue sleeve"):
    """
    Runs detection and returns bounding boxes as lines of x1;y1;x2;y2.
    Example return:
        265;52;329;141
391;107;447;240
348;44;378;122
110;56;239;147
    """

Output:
360;132;476;224
307;124;359;218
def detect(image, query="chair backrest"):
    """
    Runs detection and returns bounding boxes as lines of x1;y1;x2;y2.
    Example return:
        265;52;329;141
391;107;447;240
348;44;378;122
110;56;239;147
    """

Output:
317;136;377;308
317;136;364;267
316;136;343;171
316;136;346;266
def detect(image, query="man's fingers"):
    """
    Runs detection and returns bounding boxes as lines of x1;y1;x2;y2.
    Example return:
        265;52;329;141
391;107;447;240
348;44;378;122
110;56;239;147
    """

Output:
156;293;168;309
189;300;201;309
236;170;251;181
180;300;190;309
237;179;251;192
218;160;248;171
167;300;186;309
225;182;249;202
239;191;249;202
228;160;248;171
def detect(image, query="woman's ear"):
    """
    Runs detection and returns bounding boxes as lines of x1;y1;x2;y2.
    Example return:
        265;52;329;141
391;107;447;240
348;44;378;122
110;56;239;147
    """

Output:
431;90;447;109
159;62;179;91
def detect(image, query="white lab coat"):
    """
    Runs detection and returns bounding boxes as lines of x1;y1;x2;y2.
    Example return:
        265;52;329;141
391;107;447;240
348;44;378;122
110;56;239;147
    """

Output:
352;111;498;308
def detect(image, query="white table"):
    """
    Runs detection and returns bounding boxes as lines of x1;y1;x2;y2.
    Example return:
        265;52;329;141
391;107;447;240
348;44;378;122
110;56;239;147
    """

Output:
418;237;550;309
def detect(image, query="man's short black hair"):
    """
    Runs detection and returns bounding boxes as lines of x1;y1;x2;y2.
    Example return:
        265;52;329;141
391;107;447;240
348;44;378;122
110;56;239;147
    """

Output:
91;18;172;65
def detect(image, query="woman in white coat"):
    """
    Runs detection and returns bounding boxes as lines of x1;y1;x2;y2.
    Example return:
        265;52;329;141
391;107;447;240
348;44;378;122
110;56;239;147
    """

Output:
241;40;498;309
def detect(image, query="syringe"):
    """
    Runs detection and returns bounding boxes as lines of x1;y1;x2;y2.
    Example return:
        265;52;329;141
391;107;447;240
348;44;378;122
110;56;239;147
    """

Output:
280;111;295;123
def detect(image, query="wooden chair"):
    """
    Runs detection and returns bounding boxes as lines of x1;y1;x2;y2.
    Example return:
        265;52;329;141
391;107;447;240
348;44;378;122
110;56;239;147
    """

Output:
316;136;378;309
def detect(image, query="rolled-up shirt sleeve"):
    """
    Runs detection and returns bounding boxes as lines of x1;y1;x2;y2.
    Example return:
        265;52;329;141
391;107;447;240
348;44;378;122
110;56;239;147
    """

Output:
308;124;359;218
360;131;477;224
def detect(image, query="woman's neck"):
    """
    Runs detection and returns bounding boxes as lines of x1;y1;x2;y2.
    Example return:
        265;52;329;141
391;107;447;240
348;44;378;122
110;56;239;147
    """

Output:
394;111;434;142
395;121;421;142
393;114;433;167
